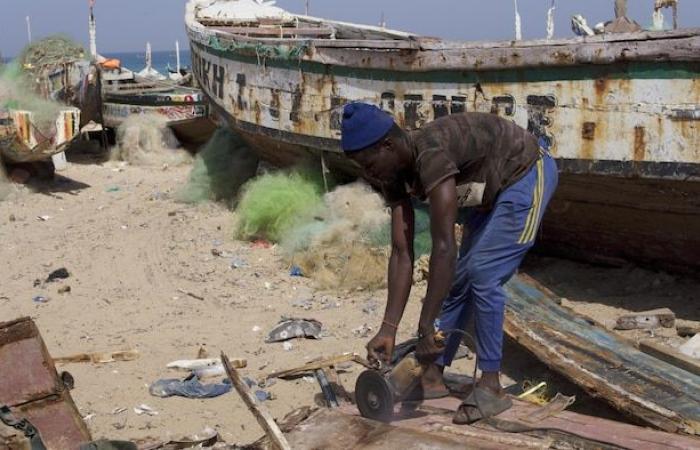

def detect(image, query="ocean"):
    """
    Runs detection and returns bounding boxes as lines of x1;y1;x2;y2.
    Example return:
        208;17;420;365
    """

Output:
101;49;192;75
1;50;192;76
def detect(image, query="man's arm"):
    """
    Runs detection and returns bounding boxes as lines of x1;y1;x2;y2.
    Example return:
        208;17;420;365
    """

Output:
417;177;458;354
383;198;415;327
366;198;415;364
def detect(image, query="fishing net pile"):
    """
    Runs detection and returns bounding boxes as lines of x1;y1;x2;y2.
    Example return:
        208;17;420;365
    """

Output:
176;128;259;207
0;63;62;136
234;170;432;290
18;35;85;76
111;114;192;167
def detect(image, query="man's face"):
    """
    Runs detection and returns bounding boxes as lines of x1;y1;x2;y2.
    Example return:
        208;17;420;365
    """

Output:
347;139;398;185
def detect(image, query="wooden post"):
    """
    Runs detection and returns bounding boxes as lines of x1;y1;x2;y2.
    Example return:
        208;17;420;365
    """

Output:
615;0;627;18
221;352;291;450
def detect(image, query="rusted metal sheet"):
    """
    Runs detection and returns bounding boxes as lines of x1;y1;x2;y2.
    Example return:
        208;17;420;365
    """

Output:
0;317;91;450
504;275;700;435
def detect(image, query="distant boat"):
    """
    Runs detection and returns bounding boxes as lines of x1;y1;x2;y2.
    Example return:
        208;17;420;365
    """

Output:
185;0;700;273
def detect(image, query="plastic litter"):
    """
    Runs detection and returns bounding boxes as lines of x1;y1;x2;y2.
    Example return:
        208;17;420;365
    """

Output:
46;267;70;282
289;266;304;277
149;375;231;399
265;318;323;343
33;295;49;304
133;404;158;416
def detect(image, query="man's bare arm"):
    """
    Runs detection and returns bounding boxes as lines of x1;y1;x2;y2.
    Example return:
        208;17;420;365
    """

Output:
382;198;415;329
418;177;458;336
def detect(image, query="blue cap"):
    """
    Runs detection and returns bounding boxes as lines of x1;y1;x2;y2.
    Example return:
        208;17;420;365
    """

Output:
341;103;395;152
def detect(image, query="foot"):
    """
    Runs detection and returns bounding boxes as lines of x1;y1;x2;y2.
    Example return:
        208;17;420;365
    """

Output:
453;371;509;424
402;363;449;401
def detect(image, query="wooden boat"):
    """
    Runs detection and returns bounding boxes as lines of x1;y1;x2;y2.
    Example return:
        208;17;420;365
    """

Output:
100;46;215;149
0;107;80;164
186;0;700;273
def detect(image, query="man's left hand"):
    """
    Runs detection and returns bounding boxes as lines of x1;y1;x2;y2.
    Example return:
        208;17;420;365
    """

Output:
415;332;444;364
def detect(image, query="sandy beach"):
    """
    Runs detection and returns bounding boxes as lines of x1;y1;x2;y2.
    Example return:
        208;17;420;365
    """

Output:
1;160;698;445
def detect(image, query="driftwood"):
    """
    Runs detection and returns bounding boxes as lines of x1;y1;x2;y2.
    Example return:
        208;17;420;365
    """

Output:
221;352;291;450
614;308;676;330
266;352;372;379
54;349;139;364
504;275;700;435
639;339;700;377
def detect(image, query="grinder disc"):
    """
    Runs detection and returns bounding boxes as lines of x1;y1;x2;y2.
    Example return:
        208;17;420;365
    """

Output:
355;370;394;422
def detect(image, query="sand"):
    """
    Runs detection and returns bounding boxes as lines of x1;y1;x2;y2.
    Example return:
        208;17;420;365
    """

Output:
0;161;698;444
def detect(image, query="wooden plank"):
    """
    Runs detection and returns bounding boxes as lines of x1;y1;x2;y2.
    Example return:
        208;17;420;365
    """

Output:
54;349;139;364
639;339;700;377
266;352;372;379
503;275;700;435
213;26;333;37
615;308;676;330
221;352;291;450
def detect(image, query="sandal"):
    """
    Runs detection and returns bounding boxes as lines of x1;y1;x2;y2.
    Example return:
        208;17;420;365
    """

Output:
453;386;513;424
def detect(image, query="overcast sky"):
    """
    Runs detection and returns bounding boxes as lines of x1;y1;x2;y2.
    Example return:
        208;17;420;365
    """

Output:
2;0;699;57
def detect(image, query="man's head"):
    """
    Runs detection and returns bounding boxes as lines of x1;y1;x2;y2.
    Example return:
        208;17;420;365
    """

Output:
341;103;411;184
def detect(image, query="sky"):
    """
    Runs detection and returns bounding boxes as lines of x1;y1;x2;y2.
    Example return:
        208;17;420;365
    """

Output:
1;0;699;57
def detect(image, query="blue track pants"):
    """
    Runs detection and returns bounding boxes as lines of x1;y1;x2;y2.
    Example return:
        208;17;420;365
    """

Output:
436;152;558;372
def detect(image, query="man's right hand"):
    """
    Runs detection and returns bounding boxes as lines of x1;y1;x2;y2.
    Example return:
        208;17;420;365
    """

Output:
366;329;396;367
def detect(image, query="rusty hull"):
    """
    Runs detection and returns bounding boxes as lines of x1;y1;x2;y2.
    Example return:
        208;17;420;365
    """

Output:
0;317;91;449
186;3;700;272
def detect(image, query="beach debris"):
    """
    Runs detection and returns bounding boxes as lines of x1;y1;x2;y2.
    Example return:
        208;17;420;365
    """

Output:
164;427;220;448
177;288;204;301
267;353;372;380
315;369;339;408
230;257;247;269
291;298;313;310
133;404;158;416
55;349;139;364
221;352;292;450
289;265;304;277
37;215;51;221
197;346;209;359
9;214;16;222
283;342;293;351
251;239;272;249
106;186;121;193
614;308;675;330
352;323;372;338
265;318;323;342
362;299;379;315
252;325;262;333
33;295;50;304
167;357;246;379
46;267;70;283
58;285;71;294
149;376;232;399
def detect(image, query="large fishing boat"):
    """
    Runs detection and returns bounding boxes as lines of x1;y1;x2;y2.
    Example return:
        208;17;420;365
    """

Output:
185;0;699;272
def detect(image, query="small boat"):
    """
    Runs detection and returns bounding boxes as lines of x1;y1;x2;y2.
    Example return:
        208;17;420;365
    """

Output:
185;0;700;273
0;107;80;164
99;42;215;149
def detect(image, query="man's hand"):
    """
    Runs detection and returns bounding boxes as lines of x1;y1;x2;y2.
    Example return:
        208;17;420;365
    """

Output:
415;332;444;364
366;329;396;367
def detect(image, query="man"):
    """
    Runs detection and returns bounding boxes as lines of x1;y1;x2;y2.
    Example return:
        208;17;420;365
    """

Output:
341;103;558;424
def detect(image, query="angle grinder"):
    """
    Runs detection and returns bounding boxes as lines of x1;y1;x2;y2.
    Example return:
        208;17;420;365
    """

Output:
355;332;446;422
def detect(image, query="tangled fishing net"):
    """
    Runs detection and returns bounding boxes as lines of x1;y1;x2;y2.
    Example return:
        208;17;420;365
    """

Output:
18;35;85;75
0;63;63;136
176;128;259;206
235;171;324;242
111;114;192;167
234;168;434;290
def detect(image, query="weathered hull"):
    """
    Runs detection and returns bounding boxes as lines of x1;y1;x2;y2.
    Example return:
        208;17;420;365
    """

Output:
0;109;80;164
186;2;700;271
102;90;213;148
